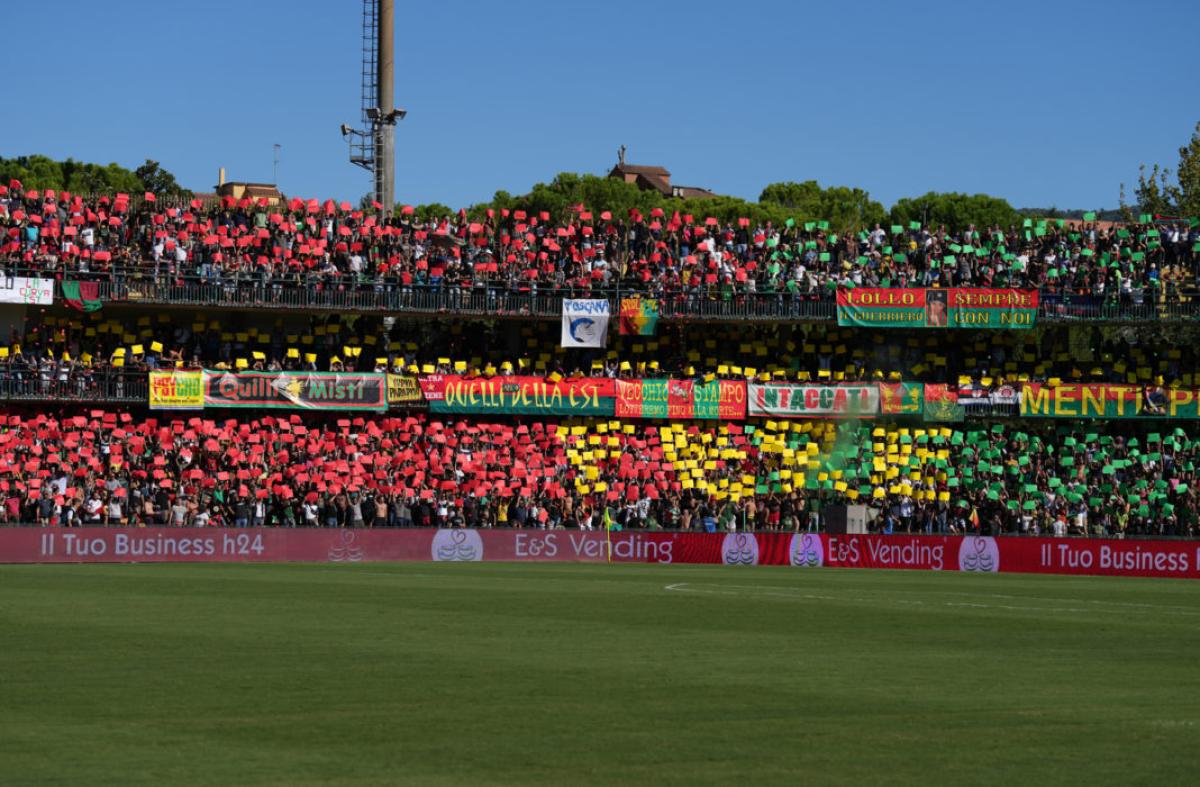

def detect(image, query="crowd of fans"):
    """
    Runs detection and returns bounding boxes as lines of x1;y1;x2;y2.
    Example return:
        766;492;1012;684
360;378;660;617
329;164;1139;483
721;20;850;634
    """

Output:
1;312;1194;400
0;410;1193;537
2;182;1198;539
2;181;1198;301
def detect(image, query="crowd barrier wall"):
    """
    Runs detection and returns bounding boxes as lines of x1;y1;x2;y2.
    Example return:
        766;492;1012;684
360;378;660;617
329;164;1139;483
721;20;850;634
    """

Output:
3;528;1198;580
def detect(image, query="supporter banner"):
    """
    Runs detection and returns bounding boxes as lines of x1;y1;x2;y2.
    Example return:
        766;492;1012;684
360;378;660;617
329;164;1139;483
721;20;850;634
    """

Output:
957;383;1020;407
419;375;615;416
561;299;610;348
878;383;924;415
748;383;879;418
948;289;1038;328
619;297;659;336
923;384;965;422
614;379;746;420
4;529;1199;581
386;374;423;405
0;276;54;305
1019;383;1200;418
204;371;387;411
836;288;1038;329
148;370;204;410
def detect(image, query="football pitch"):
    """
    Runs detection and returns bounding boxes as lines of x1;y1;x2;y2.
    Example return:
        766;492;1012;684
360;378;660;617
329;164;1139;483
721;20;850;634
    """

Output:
2;563;1198;785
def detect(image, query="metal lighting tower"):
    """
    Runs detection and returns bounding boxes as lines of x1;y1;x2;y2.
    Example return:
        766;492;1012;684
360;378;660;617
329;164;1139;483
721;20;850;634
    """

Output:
341;0;404;210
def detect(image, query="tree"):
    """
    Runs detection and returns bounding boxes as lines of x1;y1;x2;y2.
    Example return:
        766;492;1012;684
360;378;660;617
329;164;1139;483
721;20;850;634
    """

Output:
0;154;188;197
134;159;191;198
889;192;1021;231
759;180;887;230
1120;120;1200;220
1175;121;1200;219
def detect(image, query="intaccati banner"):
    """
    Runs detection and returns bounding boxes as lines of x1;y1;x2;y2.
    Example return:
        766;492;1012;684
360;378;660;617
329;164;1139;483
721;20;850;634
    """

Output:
5;529;1199;581
748;383;879;418
615;379;747;420
1020;383;1200;418
418;375;616;416
203;371;388;411
836;288;1038;329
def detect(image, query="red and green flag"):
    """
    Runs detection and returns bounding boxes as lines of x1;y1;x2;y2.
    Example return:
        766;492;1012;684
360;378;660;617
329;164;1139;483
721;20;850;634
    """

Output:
62;280;103;312
619;297;659;336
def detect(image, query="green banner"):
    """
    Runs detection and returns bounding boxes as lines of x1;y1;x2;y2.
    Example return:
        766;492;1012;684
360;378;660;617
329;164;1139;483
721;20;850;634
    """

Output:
923;384;965;422
1020;384;1200;418
837;288;1038;329
419;375;615;416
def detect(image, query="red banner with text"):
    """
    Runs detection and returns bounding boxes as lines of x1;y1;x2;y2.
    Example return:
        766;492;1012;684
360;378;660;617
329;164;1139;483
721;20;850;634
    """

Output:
3;529;1199;580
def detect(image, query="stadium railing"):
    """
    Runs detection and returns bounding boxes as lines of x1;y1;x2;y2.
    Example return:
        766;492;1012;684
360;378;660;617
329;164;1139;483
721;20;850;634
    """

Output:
44;274;1192;323
8;266;1195;321
0;371;147;403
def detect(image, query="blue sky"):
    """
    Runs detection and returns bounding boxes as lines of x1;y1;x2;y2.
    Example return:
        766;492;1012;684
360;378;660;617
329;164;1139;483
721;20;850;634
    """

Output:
4;0;1197;210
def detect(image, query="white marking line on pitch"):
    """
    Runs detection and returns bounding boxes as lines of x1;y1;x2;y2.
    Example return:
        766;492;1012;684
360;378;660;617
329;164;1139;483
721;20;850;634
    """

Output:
663;582;1200;618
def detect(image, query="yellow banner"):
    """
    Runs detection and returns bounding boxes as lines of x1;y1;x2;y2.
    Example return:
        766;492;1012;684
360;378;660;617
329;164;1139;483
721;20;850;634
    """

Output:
149;371;205;410
387;374;423;404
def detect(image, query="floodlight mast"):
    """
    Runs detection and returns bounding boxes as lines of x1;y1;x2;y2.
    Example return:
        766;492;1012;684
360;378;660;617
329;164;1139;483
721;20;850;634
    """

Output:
343;0;404;211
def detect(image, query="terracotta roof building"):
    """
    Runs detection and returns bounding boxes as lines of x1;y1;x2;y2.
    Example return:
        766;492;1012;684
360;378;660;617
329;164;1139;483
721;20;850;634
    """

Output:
608;147;716;199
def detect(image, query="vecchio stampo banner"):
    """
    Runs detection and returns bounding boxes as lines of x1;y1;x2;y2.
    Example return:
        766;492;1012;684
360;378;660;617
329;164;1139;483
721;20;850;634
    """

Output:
4;529;1200;580
615;379;746;420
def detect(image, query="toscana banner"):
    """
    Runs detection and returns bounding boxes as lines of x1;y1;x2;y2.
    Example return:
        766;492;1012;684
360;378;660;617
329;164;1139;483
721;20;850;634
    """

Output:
836;288;1038;329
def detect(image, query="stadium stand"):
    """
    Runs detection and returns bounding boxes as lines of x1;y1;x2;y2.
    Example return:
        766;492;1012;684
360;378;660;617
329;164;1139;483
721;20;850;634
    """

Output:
0;412;1194;537
2;182;1197;311
2;181;1200;538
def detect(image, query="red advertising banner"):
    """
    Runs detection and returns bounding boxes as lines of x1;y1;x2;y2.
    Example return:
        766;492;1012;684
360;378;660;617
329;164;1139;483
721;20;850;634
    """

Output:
4;529;1200;580
614;379;746;420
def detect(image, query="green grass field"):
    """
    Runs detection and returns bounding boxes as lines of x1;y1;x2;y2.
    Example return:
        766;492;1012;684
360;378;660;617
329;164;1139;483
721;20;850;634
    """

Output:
2;563;1199;785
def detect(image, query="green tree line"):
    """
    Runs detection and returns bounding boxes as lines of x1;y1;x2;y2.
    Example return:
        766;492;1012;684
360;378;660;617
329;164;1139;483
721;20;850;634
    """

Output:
0;155;191;199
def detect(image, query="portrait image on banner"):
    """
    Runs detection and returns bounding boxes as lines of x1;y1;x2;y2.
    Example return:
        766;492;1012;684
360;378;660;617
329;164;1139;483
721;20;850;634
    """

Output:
561;299;610;348
836;288;1038;329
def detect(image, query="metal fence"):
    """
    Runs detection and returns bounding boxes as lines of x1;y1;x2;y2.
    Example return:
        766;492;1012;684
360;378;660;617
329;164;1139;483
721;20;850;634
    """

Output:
5;265;1199;321
39;273;1193;322
0;372;147;403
